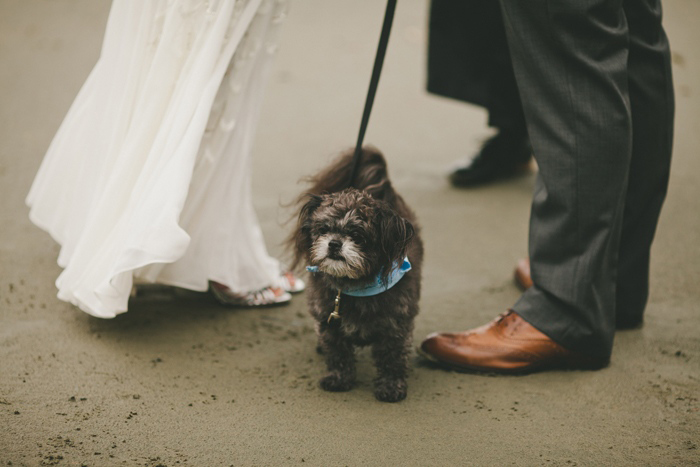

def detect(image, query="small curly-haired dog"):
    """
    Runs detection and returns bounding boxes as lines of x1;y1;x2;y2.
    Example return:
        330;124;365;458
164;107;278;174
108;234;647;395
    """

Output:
289;148;423;402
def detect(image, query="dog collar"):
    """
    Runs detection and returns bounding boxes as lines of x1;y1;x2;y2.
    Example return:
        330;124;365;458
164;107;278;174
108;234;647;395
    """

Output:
306;257;411;297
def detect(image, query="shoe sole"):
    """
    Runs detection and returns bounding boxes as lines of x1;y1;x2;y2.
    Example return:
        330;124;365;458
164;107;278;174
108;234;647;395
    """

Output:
415;345;608;376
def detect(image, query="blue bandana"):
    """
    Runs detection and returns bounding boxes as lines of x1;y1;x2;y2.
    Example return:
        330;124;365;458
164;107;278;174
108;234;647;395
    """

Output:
306;257;412;297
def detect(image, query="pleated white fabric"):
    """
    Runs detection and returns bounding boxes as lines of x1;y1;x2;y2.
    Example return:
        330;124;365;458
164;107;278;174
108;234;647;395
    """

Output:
26;0;288;318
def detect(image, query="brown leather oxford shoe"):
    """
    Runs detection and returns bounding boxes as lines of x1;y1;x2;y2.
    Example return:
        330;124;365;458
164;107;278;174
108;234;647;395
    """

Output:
514;258;533;290
419;310;608;374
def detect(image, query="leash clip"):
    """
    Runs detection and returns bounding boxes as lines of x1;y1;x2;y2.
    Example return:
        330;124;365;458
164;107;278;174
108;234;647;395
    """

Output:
328;290;342;323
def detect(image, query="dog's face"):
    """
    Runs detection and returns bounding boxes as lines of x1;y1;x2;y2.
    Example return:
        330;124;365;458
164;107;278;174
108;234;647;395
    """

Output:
295;189;413;282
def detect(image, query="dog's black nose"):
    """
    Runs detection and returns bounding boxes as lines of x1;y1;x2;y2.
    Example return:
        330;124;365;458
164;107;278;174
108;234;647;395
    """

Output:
328;239;342;252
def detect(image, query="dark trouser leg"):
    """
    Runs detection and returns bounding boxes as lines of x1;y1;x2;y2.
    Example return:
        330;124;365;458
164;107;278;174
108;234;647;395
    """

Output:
430;0;531;187
500;0;633;359
616;0;674;327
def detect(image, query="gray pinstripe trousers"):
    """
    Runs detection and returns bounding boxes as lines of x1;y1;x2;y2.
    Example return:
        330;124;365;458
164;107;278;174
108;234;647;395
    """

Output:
500;0;675;358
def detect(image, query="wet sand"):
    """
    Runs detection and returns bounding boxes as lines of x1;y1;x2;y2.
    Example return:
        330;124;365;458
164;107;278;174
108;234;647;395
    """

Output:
1;1;699;465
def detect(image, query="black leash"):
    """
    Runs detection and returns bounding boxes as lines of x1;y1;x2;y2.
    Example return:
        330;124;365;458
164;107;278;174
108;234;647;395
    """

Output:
348;0;397;188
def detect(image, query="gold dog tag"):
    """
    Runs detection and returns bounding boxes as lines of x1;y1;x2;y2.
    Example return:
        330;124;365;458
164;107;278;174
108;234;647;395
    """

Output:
328;290;342;323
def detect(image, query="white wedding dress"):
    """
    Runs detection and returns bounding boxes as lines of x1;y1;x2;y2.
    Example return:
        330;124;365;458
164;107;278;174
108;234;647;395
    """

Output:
26;0;288;318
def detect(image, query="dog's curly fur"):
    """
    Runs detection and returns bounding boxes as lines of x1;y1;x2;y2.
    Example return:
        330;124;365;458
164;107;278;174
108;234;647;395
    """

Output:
289;147;423;402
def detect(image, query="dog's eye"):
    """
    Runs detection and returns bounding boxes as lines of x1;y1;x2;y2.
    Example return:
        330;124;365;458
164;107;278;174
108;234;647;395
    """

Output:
317;226;330;235
349;232;364;243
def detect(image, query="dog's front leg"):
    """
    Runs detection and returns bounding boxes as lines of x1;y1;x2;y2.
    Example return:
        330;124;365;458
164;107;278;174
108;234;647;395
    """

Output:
317;323;356;392
371;330;412;402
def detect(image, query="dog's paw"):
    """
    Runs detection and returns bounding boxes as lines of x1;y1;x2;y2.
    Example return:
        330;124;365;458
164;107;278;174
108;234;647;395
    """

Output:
373;378;407;403
319;373;354;392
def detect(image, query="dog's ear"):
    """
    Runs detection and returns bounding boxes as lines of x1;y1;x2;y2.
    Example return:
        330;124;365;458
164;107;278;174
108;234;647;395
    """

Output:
289;194;323;271
363;179;392;201
376;203;414;283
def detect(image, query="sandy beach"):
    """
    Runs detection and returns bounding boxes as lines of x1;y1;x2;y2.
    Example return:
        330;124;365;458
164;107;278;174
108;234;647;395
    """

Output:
1;0;699;465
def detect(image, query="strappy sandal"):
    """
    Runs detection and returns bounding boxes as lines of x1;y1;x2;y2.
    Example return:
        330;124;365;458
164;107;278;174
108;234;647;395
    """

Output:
280;270;305;293
209;281;291;307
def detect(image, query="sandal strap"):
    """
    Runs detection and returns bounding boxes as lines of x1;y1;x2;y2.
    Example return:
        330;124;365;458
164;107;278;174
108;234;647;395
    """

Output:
210;281;290;307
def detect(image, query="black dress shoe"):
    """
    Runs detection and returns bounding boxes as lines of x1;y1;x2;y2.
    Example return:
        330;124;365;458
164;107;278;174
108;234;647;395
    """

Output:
449;130;532;187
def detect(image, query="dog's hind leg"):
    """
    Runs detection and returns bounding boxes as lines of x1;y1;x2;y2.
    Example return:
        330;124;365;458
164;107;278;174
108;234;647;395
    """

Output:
317;325;356;392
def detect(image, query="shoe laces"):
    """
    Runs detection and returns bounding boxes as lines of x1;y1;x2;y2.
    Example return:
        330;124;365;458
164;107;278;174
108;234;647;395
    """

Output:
493;310;513;325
